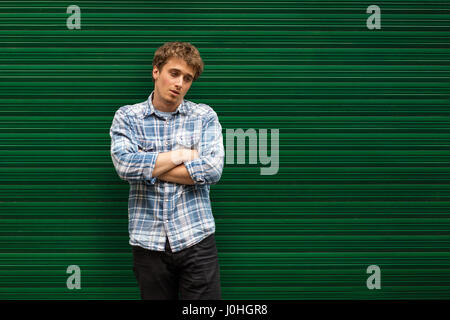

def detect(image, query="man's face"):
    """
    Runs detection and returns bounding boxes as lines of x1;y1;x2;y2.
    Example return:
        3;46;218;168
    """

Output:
152;57;195;108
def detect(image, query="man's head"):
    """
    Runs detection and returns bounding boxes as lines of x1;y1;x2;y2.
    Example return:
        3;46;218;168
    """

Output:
152;42;204;109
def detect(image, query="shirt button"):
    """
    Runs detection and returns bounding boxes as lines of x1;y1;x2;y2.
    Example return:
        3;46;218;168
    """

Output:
165;199;169;202
165;141;168;146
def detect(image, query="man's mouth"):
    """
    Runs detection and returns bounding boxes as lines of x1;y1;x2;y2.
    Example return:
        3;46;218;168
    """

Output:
170;90;180;96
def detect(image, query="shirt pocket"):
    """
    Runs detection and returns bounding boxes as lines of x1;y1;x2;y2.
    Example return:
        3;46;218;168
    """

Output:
176;133;201;150
137;139;157;152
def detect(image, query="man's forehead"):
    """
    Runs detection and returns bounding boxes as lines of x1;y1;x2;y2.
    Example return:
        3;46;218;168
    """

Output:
164;58;194;76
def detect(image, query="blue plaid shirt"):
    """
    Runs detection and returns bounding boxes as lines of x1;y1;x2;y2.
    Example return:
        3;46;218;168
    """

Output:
110;92;224;252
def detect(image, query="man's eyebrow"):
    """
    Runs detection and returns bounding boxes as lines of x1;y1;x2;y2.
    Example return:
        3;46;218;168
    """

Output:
168;68;194;78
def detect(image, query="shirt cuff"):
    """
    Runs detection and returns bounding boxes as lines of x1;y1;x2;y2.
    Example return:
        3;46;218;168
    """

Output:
184;158;205;184
143;151;159;184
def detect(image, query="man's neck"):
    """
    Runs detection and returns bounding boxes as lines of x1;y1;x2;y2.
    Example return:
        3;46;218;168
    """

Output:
152;92;179;113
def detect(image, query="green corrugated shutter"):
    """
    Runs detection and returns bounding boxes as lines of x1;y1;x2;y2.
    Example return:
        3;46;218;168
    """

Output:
1;0;449;299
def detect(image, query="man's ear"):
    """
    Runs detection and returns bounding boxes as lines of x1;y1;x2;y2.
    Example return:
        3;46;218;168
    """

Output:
152;66;159;81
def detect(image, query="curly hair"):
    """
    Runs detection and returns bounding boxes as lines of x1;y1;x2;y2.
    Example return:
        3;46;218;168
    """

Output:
152;42;204;81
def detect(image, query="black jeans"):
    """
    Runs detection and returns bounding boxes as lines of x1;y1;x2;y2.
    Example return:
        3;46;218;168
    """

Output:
132;233;221;300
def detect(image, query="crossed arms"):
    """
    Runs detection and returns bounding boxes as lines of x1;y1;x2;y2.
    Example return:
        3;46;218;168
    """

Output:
140;148;199;185
110;108;224;185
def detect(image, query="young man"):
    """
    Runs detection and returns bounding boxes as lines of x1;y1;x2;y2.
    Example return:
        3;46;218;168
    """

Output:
109;42;224;300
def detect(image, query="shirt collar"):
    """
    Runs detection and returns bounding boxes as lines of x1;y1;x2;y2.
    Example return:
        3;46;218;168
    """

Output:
144;91;188;118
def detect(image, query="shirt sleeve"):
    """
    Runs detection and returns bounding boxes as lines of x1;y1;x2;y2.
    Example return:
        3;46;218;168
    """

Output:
110;108;158;184
184;110;225;185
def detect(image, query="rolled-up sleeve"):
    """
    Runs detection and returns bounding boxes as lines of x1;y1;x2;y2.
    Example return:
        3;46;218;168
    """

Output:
184;111;225;185
110;108;158;184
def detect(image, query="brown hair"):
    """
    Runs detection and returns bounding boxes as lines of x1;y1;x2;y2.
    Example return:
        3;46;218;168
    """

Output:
152;42;204;81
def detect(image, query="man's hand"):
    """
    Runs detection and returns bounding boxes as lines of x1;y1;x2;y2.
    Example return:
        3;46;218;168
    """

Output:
176;148;199;164
139;148;198;164
149;148;198;166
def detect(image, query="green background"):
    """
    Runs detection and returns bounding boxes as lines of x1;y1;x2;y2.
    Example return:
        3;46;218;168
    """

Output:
0;0;450;299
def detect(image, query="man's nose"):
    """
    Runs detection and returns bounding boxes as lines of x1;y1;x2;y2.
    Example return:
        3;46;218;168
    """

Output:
175;76;183;88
